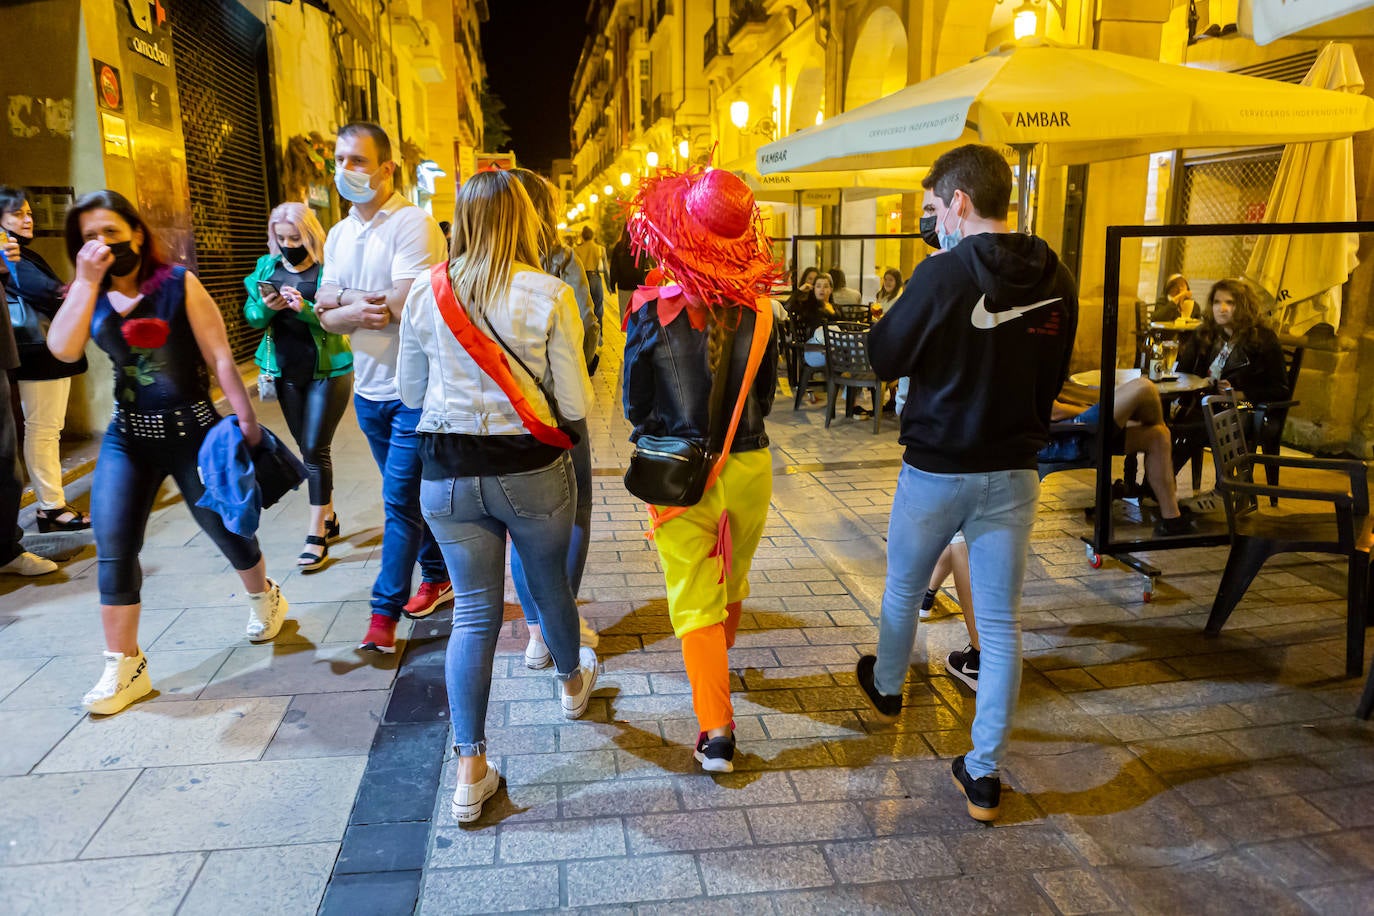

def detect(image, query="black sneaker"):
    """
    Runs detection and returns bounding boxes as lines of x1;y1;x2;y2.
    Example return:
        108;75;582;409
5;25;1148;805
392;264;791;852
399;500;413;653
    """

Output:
1153;507;1197;538
694;731;736;774
951;755;1001;822
945;645;980;693
856;654;902;724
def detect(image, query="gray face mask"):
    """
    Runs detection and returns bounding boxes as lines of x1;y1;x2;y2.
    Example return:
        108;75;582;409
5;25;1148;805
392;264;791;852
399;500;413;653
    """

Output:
335;167;377;204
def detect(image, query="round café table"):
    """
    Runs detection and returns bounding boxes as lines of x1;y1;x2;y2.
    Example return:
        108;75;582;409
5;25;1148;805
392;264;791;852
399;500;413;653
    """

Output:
1069;368;1210;397
1149;318;1203;332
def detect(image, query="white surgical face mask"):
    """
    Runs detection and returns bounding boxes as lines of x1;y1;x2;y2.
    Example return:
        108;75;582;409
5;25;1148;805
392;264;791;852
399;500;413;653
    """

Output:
937;199;964;252
335;167;377;204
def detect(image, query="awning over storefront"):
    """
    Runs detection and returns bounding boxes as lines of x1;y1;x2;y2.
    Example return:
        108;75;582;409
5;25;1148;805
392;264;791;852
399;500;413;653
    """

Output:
1240;0;1374;46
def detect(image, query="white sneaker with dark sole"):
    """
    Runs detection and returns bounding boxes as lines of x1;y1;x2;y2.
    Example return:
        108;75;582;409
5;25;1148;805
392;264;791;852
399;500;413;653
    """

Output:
83;651;152;716
451;764;501;824
560;646;599;719
524;637;552;669
246;579;288;642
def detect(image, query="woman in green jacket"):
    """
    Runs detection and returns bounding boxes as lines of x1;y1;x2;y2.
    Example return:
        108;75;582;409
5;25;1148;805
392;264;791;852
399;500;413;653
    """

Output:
244;202;352;569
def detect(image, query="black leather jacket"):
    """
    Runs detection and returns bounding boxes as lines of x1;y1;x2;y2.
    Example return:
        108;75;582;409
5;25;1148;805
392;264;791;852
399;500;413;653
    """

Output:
623;298;778;453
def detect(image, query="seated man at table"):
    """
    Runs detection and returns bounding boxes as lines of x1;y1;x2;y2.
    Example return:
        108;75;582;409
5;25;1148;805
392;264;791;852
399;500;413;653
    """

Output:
1049;376;1195;537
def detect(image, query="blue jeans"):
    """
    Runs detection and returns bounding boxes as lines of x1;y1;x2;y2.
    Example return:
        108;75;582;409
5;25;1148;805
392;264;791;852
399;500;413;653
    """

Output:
874;464;1039;780
353;395;447;620
513;418;591;625
420;455;582;755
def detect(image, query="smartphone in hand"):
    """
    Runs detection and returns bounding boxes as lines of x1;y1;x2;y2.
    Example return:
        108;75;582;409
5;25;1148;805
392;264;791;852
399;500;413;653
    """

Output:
257;280;279;299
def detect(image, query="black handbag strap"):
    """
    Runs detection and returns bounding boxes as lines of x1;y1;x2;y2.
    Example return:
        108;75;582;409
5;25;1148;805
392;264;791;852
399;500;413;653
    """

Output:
482;316;573;432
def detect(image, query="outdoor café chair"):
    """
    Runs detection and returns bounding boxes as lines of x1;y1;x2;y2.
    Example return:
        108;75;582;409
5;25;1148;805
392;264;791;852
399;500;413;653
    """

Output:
1202;395;1371;680
821;322;883;434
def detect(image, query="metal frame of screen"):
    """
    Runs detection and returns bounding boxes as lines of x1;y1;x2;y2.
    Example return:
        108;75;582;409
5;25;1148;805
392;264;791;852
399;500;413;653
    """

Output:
1091;219;1374;581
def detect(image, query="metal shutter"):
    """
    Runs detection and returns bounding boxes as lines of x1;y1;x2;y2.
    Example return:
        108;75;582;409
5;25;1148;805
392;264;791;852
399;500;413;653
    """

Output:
170;0;271;361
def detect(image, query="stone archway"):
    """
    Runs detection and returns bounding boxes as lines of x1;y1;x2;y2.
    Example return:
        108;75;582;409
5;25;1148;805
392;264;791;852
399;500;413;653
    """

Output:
844;5;907;110
789;44;825;134
933;0;998;75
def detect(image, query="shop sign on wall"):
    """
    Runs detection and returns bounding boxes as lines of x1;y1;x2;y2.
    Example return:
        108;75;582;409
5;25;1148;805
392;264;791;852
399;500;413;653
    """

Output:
102;112;131;158
27;187;76;238
133;73;173;129
94;59;124;112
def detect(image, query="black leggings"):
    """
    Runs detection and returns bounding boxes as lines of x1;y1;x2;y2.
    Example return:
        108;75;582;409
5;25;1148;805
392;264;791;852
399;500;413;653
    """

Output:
92;425;262;605
277;374;351;505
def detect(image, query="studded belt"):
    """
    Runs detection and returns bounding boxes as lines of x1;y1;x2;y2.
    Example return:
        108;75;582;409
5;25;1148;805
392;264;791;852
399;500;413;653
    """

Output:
112;400;218;440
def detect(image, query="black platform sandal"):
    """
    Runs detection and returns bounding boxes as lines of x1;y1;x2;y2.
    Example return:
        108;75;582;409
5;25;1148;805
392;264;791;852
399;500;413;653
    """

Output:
36;506;92;533
324;513;341;541
298;535;329;571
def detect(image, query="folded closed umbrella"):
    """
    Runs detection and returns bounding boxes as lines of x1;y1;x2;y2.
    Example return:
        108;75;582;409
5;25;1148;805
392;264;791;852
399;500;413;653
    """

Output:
1244;43;1363;334
1240;0;1374;46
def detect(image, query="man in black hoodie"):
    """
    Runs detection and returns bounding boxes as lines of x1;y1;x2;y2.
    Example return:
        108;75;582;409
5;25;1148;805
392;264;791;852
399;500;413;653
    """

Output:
855;144;1077;822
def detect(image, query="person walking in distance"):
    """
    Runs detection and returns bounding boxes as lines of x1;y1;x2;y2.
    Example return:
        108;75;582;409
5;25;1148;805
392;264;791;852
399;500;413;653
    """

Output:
397;170;599;822
313;122;452;653
243;203;353;570
622;167;782;773
47;191;291;715
572;226;607;355
1;186;91;533
855;145;1078;821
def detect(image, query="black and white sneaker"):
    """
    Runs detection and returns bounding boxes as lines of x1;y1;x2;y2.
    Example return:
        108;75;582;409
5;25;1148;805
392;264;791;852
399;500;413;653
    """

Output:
944;645;980;693
856;654;902;724
951;755;1001;822
694;731;736;773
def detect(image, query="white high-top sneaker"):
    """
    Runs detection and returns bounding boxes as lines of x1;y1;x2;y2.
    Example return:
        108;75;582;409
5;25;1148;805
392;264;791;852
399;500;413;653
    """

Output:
83;651;151;715
246;579;288;642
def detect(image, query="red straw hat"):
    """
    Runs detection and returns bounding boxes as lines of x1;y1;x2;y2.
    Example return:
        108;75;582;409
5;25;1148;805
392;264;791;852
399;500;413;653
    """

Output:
627;165;783;309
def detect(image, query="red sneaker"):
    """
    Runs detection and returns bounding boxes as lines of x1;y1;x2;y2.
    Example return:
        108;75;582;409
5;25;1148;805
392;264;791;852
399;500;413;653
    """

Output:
359;613;398;654
403;580;454;619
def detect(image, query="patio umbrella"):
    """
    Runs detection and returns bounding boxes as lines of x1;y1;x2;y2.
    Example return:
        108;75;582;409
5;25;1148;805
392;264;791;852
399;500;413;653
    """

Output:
756;37;1374;227
1245;43;1364;335
730;164;926;203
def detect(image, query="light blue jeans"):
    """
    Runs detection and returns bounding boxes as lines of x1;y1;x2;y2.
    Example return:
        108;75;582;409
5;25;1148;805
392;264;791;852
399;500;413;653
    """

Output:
420;455;582;756
874;463;1040;780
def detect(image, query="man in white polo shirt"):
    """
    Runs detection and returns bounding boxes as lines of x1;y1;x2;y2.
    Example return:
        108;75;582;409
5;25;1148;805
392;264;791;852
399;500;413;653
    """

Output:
315;122;451;654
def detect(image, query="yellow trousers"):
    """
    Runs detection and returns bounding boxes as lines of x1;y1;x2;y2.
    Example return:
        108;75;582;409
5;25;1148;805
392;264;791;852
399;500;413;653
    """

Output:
651;448;773;733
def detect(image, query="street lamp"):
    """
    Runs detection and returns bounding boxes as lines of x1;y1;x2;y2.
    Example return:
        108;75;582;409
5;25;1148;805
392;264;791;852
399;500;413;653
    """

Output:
730;100;750;130
646;151;660;168
620;171;632;186
1013;0;1039;39
678;138;690;159
604;184;614;195
590;193;599;204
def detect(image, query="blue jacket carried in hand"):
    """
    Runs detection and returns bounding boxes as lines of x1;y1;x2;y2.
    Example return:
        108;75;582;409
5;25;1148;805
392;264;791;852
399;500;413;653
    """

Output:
196;416;306;538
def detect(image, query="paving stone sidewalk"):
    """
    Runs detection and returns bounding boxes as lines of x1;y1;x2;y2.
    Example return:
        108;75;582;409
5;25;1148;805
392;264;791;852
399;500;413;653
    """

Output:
1;307;1372;914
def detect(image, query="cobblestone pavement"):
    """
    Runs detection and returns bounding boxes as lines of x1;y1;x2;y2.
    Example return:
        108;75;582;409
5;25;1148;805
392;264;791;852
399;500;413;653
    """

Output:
2;310;1372;915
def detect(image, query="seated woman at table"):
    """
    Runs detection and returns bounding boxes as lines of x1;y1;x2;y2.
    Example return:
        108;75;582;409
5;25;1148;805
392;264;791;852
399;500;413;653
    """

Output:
792;272;838;366
1152;273;1196;324
1048;376;1194;537
1175;278;1289;403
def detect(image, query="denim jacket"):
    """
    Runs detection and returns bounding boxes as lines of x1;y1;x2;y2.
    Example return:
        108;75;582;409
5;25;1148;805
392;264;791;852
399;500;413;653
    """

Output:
623;298;778;453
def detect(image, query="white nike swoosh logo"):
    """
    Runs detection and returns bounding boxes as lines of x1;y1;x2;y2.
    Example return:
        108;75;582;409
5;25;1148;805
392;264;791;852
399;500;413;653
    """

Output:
970;295;1063;329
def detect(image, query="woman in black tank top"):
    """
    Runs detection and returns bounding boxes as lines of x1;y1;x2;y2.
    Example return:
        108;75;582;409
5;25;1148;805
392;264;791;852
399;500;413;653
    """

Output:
47;190;294;717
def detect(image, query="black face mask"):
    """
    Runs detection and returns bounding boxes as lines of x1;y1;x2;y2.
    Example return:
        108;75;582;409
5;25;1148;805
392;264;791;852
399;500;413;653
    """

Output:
919;215;939;250
108;240;142;277
280;245;311;267
12;232;31;248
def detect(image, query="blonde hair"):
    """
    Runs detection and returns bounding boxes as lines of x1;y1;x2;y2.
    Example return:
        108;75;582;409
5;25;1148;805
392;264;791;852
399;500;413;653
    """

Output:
450;170;542;317
267;202;326;264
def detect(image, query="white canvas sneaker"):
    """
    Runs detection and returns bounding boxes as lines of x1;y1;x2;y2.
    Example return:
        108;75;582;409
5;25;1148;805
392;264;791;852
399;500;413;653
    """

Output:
451;763;501;824
0;551;58;576
82;651;152;715
560;646;600;720
246;579;288;642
